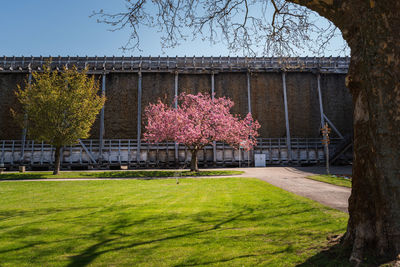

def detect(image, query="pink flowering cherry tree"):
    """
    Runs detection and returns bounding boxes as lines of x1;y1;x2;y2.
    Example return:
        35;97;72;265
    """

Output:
144;92;260;172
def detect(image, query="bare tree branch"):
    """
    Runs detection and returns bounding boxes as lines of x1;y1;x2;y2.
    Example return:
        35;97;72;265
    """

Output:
91;0;349;56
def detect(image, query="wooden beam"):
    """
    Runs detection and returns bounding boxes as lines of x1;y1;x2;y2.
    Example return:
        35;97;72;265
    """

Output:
174;71;178;108
247;71;253;165
174;72;179;164
316;73;325;128
137;71;142;162
1;140;5;165
99;73;106;160
79;139;96;164
211;72;217;164
316;73;330;161
20;72;32;162
247;71;252;114
331;142;352;164
323;114;344;139
282;72;292;161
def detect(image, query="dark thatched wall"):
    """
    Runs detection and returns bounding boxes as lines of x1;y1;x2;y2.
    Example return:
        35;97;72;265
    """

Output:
103;73;138;139
0;71;352;140
0;73;26;140
141;73;175;137
286;72;321;138
178;74;212;95
215;72;248;117
88;74;102;139
250;72;286;137
320;74;353;138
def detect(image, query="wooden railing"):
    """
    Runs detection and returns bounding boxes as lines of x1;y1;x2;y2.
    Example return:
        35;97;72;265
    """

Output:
0;56;349;74
0;138;342;170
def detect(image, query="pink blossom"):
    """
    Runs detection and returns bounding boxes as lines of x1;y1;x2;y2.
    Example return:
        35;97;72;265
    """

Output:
143;92;260;171
144;92;260;151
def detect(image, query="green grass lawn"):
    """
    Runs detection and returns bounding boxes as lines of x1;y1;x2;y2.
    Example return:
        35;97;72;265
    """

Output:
0;170;243;180
0;178;348;266
307;175;352;188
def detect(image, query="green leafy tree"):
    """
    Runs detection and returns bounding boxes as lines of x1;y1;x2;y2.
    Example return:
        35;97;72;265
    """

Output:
14;65;105;175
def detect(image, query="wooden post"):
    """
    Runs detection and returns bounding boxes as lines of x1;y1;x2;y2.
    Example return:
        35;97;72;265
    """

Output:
174;71;178;108
69;145;72;165
269;139;272;164
128;140;131;164
315;141;319;163
222;142;225;166
247;71;252;165
174;72;179;165
278;138;282;163
20;72;32;162
247;71;252;114
40;141;43;165
166;141;169;167
282;72;292;161
211;72;217;165
316;73;325;128
11;141;15;165
109;140;112;163
326;144;330;174
156;142;159;167
137;71;142;163
99;73;106;161
1;140;5;165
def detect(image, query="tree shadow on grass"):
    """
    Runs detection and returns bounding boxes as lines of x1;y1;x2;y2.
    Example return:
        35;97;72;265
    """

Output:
175;254;258;266
297;240;386;267
0;205;107;232
66;209;254;267
296;243;353;267
0;173;51;180
65;204;327;267
0;197;345;267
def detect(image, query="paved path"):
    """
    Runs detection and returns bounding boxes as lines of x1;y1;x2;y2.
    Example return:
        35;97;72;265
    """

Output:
1;166;352;212
238;166;352;213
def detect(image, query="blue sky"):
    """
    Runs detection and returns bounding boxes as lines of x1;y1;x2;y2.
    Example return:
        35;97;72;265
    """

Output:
0;0;349;57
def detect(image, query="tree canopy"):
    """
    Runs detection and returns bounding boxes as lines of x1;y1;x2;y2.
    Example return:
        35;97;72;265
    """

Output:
144;93;260;171
14;64;105;174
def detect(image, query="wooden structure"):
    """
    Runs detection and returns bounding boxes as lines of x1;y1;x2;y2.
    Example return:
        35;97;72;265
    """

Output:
0;138;344;170
0;56;352;169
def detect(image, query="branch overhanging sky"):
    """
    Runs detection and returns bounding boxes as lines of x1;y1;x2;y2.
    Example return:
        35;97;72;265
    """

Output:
1;0;349;57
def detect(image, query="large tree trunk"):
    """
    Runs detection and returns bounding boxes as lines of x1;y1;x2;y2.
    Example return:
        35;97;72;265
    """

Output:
289;0;400;263
53;146;62;175
342;19;400;264
190;150;199;172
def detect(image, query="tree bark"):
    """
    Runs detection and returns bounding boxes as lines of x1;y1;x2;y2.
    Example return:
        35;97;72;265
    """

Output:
342;10;400;262
288;0;400;263
190;149;199;172
53;146;62;175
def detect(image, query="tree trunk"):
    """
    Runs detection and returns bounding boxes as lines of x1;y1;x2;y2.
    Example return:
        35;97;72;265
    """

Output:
341;2;400;263
53;146;62;175
288;0;400;263
343;64;400;263
342;43;400;265
190;150;199;172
